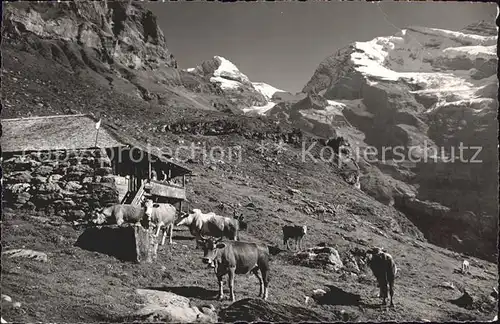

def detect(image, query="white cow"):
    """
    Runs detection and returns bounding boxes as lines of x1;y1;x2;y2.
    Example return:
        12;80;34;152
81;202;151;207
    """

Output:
176;209;239;248
144;200;177;245
461;260;470;274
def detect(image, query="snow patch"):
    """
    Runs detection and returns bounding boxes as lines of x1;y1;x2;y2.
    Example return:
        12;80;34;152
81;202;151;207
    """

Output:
242;102;276;115
442;45;496;61
252;82;285;100
209;76;241;90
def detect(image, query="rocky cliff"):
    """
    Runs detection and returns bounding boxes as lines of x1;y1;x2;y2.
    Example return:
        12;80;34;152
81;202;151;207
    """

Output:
272;22;498;261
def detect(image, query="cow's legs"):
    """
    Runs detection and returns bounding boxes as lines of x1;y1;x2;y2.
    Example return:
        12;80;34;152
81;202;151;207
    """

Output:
155;222;163;237
380;280;388;305
228;267;236;302
252;268;264;297
161;226;168;246
388;280;394;307
217;275;224;301
261;267;270;301
169;223;174;244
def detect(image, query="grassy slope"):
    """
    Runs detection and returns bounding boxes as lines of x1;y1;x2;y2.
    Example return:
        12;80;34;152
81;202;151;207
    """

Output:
1;47;498;322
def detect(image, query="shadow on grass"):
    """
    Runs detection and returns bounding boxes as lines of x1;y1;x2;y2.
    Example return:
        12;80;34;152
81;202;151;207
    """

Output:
74;226;137;262
316;285;363;306
146;285;218;300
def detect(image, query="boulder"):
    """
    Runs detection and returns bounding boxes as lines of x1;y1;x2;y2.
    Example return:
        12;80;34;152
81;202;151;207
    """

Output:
2;249;48;262
5;183;31;194
32;176;48;184
36;182;62;193
95;167;113;176
64;181;83;191
130;289;217;323
16;192;32;205
47;174;63;182
34;165;54;176
67;164;93;174
68;209;86;220
7;171;33;183
291;246;344;271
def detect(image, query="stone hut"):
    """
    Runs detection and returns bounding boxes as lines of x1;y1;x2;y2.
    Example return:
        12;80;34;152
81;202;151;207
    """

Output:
2;114;191;220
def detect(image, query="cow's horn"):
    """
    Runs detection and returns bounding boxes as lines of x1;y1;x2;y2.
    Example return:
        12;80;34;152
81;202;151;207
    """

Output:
199;234;209;241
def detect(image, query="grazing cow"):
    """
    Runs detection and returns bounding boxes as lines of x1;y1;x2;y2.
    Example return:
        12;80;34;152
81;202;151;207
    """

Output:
144;200;177;245
176;209;239;248
92;203;152;227
197;236;270;302
365;247;397;307
461;260;470;274
282;225;307;250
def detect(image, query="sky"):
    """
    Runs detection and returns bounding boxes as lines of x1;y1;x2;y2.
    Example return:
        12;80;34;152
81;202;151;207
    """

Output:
146;1;496;93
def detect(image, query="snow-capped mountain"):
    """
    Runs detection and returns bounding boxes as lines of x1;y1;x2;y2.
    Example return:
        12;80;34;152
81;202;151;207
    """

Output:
183;56;288;114
269;22;498;260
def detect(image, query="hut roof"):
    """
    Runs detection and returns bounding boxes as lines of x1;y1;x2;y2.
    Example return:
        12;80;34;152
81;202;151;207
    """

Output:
1;114;192;175
1;114;124;152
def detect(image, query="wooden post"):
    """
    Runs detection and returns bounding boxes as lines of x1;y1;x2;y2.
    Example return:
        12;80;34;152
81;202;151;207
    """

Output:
133;225;158;263
148;154;152;180
182;175;186;188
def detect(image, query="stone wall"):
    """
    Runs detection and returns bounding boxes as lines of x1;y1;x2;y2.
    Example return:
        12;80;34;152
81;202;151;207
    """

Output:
2;148;119;220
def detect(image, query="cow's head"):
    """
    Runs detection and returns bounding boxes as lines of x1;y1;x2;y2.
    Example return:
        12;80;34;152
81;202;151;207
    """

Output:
91;208;106;225
144;199;154;218
198;236;224;268
175;209;199;226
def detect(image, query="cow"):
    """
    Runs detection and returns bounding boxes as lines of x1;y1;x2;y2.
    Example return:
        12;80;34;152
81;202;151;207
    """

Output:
461;260;470;274
364;247;397;307
176;209;239;248
197;236;270;302
233;210;248;231
144;200;177;245
282;225;307;251
92;203;152;227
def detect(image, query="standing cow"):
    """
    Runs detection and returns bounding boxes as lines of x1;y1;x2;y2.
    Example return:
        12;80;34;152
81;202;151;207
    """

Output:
144;200;177;245
198;236;270;302
92;203;152;227
364;247;397;307
282;225;307;251
176;209;239;248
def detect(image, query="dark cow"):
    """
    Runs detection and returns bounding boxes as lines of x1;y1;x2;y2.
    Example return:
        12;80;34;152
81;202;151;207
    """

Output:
233;210;248;231
282;224;307;250
365;247;397;307
198;236;270;302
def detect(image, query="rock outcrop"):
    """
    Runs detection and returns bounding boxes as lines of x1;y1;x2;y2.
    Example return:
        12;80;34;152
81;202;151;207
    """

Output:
2;1;182;102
